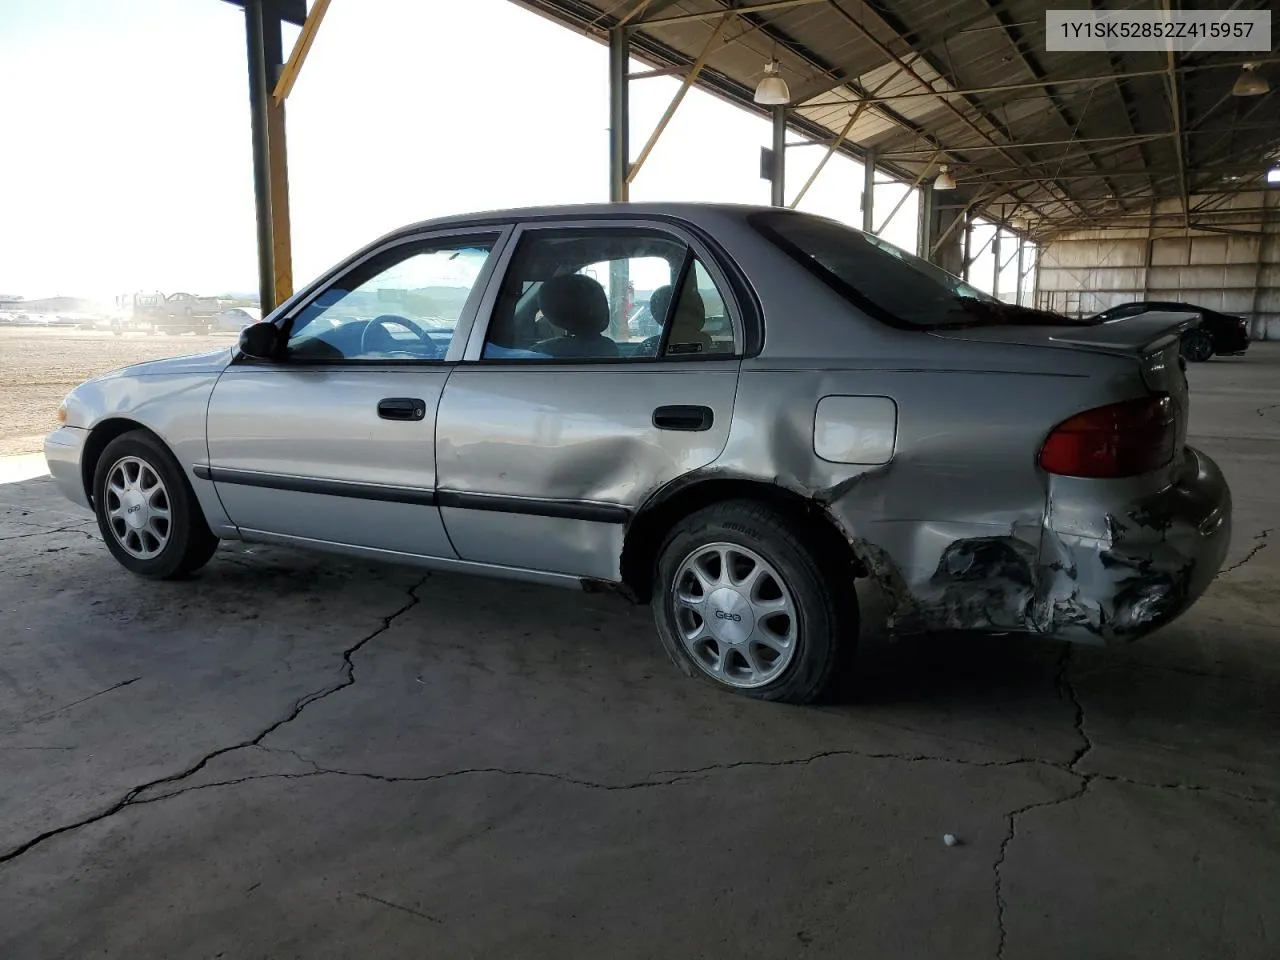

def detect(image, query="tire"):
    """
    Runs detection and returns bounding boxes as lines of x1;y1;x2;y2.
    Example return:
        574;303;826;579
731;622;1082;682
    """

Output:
1181;330;1214;362
652;500;857;704
93;430;219;579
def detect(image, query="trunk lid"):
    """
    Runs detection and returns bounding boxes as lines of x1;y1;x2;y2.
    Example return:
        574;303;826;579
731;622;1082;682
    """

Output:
932;309;1196;467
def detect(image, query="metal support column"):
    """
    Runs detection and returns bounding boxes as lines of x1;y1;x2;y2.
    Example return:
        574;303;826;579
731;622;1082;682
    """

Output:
262;13;291;309
1015;237;1026;306
229;0;303;314
242;0;293;313
607;26;631;338
770;106;786;206
962;211;973;281
608;26;630;202
918;184;935;261
861;150;875;233
992;229;1003;299
245;0;276;314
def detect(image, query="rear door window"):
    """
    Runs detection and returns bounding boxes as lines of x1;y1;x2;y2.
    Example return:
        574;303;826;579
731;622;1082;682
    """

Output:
477;227;737;361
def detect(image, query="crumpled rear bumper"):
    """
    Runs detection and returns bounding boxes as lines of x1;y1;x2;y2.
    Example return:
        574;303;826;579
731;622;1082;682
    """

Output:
1035;445;1231;643
846;446;1231;644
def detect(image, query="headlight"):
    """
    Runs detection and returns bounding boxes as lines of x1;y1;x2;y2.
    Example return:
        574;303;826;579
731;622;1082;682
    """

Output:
55;403;68;424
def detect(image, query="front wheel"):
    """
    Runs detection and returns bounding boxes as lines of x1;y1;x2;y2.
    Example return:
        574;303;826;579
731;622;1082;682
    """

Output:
93;430;219;579
652;500;857;704
1181;330;1214;362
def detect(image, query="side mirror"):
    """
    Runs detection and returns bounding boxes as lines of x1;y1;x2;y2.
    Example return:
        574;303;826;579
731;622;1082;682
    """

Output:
238;320;280;360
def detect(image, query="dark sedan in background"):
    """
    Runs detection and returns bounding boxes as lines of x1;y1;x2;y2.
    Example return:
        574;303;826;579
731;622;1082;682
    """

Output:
1090;300;1250;362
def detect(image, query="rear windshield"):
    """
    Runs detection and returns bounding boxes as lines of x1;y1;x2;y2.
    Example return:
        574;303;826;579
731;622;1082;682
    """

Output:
749;210;1079;330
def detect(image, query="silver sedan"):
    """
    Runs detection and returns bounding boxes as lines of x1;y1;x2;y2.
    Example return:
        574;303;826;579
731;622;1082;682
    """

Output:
46;204;1231;704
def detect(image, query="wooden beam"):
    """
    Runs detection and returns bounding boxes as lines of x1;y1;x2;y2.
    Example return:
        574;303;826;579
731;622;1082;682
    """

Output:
273;0;331;104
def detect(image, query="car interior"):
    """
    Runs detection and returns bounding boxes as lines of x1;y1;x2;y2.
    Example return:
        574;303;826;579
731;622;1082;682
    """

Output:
282;232;738;364
482;233;735;361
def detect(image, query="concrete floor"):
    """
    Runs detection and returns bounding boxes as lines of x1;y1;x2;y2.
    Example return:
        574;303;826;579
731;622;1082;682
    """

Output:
2;348;1277;959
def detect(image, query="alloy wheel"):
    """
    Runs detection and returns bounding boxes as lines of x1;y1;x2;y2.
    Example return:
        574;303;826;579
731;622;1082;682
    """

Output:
671;542;799;688
104;456;171;559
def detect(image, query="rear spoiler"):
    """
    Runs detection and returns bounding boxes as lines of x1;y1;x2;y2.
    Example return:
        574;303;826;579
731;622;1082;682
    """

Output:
1048;310;1200;354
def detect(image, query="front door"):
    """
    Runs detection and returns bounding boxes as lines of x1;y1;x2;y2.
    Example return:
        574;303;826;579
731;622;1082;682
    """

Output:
434;221;742;580
206;229;506;557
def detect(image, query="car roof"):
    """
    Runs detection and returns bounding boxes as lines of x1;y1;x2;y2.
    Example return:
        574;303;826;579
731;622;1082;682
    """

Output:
373;202;800;246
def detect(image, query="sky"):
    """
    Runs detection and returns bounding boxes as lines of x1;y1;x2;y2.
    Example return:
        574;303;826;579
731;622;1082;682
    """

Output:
0;0;925;301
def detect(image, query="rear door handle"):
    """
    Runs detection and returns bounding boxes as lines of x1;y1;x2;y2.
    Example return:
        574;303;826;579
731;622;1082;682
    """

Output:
377;397;426;421
652;404;713;432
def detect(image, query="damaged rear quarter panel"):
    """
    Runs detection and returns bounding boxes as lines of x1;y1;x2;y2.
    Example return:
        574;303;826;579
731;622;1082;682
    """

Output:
717;332;1153;637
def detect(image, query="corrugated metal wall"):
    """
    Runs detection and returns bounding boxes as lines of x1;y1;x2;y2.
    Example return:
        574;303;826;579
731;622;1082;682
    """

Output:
1034;190;1280;340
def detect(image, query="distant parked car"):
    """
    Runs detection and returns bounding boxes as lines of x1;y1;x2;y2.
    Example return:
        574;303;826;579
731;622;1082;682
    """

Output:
1089;300;1249;362
215;306;261;333
46;203;1231;704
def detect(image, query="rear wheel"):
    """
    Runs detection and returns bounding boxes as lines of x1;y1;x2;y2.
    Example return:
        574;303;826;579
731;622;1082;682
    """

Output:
652;500;856;703
1181;330;1214;362
93;430;219;579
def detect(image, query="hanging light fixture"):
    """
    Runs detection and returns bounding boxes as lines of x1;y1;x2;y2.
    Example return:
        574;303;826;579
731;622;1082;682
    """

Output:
754;61;790;105
933;164;956;190
1232;63;1269;97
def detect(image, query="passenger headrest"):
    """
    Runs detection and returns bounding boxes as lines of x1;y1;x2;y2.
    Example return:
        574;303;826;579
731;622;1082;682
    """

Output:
650;285;674;324
674;289;705;327
539;274;610;337
651;284;705;334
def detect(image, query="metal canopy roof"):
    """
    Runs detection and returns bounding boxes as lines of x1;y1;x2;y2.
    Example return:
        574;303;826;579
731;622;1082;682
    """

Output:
513;0;1279;238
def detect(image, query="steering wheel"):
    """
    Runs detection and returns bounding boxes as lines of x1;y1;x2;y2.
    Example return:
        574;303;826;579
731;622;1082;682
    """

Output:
359;314;444;358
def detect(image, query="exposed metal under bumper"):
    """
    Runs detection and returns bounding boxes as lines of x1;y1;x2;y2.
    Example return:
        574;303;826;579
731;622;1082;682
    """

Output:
844;446;1231;645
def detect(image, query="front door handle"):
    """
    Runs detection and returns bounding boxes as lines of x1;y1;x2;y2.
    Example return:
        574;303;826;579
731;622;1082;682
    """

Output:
377;397;426;421
652;404;713;432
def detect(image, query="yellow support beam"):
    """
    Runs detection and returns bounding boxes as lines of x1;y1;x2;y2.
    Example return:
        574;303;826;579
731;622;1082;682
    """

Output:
626;13;730;185
273;0;331;103
788;61;910;209
267;96;293;304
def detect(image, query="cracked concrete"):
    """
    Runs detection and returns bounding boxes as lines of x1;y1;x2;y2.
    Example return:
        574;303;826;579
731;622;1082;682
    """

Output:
1;346;1279;958
1216;527;1272;577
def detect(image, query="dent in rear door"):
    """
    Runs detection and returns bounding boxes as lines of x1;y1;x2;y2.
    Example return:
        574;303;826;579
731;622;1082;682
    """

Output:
433;218;744;580
435;361;738;578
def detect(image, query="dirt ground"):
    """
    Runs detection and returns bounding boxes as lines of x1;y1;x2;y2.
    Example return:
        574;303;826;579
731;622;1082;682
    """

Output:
0;328;234;457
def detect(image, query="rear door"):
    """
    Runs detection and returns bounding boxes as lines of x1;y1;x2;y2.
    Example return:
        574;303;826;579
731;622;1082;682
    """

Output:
433;219;743;580
205;228;508;557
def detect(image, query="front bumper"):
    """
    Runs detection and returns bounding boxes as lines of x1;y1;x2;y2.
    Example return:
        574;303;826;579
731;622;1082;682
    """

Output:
44;426;90;510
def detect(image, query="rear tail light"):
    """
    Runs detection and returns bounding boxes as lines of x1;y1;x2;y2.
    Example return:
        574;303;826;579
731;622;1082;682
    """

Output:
1039;396;1176;478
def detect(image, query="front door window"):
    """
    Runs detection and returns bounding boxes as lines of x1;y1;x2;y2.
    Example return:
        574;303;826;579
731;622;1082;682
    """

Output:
285;237;499;362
